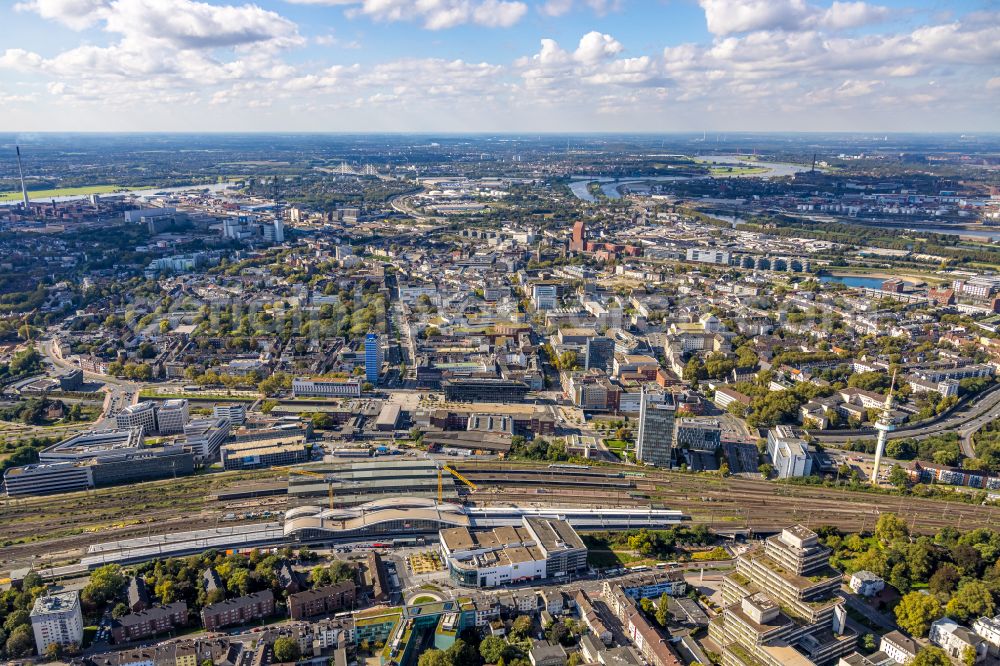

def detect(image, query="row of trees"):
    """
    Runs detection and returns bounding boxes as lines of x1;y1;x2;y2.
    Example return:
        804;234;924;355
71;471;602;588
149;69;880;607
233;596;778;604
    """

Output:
510;436;570;463
0;571;47;659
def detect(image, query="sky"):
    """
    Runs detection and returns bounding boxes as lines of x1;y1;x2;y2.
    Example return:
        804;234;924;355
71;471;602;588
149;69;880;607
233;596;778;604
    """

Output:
0;0;998;132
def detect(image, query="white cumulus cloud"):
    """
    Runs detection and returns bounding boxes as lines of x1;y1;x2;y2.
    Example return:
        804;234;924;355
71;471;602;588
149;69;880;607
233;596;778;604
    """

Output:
286;0;527;29
698;0;889;36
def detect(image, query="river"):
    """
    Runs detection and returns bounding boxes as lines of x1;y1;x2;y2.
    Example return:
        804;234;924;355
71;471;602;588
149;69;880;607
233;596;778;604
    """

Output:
567;155;810;201
819;275;889;289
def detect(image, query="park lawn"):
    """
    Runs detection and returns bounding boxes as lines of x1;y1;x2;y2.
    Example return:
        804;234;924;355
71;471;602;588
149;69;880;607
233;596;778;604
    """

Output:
708;166;770;177
689;547;730;561
605;439;629;452
0;184;134;202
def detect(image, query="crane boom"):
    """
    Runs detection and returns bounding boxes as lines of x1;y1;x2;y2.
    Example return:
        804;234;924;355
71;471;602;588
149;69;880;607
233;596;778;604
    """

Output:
289;468;335;510
443;465;477;492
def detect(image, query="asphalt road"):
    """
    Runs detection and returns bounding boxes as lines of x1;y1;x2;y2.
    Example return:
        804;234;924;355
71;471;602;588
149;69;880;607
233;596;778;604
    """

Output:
813;385;1000;452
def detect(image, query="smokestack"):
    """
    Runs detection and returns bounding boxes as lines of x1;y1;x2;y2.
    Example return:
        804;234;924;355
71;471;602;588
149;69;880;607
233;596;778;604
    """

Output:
15;146;29;210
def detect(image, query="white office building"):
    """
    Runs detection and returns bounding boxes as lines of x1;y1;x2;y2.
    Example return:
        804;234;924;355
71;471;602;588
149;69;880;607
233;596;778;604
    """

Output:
264;218;285;243
180;418;231;460
686;248;731;265
767;425;813;478
156;399;189;434
115;402;157;435
30;592;83;655
532;284;559;311
213;403;247;426
848;571;885;597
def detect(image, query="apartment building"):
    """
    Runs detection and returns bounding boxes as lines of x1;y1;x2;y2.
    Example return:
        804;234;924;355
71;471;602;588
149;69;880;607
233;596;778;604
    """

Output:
200;591;275;631
111;602;188;642
30;592;83;655
288;581;358;620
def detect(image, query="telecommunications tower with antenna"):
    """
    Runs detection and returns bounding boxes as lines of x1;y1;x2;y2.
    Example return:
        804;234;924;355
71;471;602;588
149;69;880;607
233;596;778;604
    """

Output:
870;371;897;484
15;146;29;209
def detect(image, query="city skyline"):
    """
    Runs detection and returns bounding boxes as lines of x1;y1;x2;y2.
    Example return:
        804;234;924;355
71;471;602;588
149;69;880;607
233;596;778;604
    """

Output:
0;0;998;132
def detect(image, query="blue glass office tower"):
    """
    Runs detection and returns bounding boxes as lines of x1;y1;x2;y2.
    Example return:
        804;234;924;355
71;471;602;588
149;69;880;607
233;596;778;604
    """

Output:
365;332;383;384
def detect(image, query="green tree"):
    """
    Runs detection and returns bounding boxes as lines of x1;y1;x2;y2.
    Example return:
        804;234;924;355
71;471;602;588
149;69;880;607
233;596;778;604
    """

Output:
655;592;672;627
310;560;355;586
418;649;451;666
112;602;129;619
228;568;250;596
272;636;301;663
546;621;569;645
911;646;950;666
929;564;960;598
44;642;63;660
83;564;126;606
895;592;943;637
875;513;909;544
480;635;508;664
946;581;995;623
888;466;909;488
5;624;34;657
155;579;177;604
3;610;29;634
510;615;533;640
445;638;479;666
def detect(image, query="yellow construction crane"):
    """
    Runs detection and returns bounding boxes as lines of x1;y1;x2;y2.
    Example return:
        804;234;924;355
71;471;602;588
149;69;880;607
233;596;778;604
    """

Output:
438;464;478;501
289;468;335;510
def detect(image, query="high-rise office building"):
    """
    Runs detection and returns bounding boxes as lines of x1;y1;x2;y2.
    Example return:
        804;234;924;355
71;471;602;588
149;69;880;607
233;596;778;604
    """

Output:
636;390;675;468
584;336;615;372
365;332;383;384
570;220;586;252
156;399;189;434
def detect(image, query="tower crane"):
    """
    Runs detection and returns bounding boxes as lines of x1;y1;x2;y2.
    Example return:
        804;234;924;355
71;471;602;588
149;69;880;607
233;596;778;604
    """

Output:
437;464;478;502
289;468;336;510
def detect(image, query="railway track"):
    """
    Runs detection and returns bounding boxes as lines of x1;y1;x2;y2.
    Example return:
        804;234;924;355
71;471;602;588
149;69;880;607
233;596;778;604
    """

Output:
458;462;1000;536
